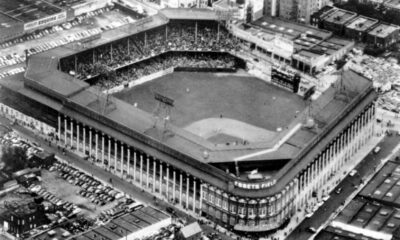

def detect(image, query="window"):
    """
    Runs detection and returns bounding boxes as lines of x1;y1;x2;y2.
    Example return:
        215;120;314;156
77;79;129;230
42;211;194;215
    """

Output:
216;196;221;207
259;205;267;216
222;213;228;223
222;199;228;210
230;203;237;213
209;193;214;203
202;191;207;200
248;207;255;216
238;204;246;215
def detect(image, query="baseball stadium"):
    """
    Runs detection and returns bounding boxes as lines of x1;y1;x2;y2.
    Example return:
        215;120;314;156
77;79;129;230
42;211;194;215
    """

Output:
0;8;377;234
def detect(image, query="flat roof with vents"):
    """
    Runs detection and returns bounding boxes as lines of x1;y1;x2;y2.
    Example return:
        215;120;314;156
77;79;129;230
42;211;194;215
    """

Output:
368;23;400;38
322;8;357;25
345;16;378;32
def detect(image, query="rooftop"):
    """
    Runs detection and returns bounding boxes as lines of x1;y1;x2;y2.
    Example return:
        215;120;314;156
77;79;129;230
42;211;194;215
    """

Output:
160;8;218;21
385;0;400;8
302;36;353;57
181;222;202;238
322;8;358;25
0;12;22;29
315;226;379;240
44;0;87;9
335;197;400;235
33;227;72;240
345;16;378;32
368;23;400;38
0;0;63;22
359;161;400;206
72;206;170;240
253;16;332;41
3;199;39;217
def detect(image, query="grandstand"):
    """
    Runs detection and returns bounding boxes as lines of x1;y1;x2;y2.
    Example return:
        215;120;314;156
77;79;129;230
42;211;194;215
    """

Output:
0;8;378;235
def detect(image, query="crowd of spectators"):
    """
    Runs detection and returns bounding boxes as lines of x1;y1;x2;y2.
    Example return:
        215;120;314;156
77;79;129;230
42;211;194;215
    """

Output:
59;22;241;82
95;52;238;90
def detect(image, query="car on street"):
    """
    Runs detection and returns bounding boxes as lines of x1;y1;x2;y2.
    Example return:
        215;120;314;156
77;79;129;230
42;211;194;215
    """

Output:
306;227;317;233
374;146;381;154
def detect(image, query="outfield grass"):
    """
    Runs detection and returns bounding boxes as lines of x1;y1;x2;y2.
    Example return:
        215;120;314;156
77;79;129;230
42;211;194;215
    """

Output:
113;72;307;132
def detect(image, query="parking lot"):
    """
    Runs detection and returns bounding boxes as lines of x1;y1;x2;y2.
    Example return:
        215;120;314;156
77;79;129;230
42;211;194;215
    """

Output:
0;128;148;238
0;7;139;79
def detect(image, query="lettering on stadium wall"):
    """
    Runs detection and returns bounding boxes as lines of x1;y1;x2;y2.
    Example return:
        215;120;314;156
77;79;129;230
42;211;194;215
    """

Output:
24;11;67;31
234;179;277;189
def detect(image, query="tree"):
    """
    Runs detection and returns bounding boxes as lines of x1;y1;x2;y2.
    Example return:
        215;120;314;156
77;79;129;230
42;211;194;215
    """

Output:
1;145;28;172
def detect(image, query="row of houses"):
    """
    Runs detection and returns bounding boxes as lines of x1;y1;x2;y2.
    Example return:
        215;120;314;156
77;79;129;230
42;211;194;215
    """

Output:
311;6;400;49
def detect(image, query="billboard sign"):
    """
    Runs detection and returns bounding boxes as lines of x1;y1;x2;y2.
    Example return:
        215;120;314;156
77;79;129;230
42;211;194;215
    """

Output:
24;11;67;31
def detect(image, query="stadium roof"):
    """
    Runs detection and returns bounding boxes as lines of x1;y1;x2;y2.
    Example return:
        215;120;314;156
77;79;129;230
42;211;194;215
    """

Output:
160;8;219;20
322;8;358;25
368;22;400;38
345;16;378;32
49;14;168;59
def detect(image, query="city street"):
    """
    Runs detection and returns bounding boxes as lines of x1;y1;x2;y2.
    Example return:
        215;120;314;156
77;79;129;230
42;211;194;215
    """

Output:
286;133;400;240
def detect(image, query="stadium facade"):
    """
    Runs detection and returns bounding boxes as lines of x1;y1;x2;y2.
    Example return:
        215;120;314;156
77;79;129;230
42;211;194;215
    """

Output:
0;9;377;233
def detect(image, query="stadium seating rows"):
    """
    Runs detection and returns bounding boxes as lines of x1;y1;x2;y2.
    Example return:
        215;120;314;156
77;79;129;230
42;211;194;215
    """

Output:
60;23;240;90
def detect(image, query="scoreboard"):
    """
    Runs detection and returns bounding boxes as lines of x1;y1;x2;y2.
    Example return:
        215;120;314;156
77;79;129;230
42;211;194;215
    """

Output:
271;66;301;93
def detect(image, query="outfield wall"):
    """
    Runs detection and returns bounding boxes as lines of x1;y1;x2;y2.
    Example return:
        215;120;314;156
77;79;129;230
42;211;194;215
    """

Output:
174;67;237;72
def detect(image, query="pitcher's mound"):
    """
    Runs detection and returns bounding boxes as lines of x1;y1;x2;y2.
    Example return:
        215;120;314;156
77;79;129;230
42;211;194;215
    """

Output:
184;118;277;143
